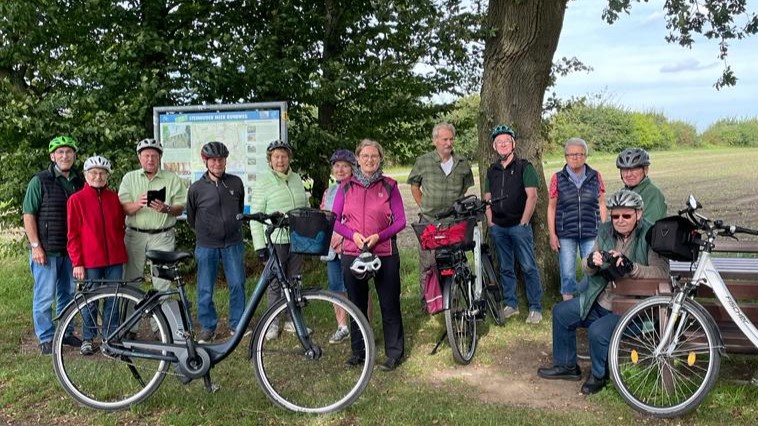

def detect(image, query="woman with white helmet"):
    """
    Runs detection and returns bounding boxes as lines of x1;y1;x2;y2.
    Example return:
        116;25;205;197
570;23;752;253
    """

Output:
67;155;128;356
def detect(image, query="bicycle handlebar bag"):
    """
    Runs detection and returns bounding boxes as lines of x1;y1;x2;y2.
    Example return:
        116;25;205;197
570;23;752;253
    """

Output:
646;215;700;262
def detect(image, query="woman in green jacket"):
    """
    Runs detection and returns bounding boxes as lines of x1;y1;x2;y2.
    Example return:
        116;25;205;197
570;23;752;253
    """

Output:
251;140;308;340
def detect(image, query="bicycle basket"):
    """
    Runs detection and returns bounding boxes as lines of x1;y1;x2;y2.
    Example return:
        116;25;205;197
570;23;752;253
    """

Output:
288;208;337;255
412;218;477;251
646;215;700;262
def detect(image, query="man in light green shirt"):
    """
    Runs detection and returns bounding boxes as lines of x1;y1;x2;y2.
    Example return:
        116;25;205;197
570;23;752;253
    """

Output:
118;138;187;290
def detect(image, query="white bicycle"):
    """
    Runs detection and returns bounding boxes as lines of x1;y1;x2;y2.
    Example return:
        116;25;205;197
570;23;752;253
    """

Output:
608;195;758;417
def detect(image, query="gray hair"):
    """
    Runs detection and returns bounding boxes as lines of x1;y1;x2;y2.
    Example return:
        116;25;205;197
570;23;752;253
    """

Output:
355;138;385;160
564;137;588;155
432;122;456;140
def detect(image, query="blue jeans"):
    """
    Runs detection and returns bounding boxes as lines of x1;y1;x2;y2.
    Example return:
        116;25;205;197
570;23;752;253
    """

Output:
81;265;123;341
195;243;246;331
31;254;76;343
558;237;595;295
326;257;346;293
551;296;620;379
489;223;543;312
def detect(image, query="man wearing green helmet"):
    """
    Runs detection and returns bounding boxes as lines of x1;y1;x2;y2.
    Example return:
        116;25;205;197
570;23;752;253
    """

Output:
22;136;85;355
484;124;544;324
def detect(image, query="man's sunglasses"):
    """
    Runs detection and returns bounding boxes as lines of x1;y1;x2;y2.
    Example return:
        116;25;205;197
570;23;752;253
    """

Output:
611;213;634;220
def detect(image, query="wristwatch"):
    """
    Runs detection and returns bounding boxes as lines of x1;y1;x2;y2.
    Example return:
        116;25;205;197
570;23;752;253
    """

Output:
30;242;40;249
162;205;171;214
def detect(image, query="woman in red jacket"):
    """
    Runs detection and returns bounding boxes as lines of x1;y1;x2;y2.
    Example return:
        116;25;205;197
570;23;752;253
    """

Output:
67;155;128;355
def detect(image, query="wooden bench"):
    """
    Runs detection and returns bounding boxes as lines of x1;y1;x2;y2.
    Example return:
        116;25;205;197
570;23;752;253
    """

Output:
612;239;758;354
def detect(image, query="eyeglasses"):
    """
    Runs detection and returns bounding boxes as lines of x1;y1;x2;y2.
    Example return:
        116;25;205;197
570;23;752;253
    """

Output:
611;213;634;220
565;153;586;158
359;154;380;160
86;170;109;177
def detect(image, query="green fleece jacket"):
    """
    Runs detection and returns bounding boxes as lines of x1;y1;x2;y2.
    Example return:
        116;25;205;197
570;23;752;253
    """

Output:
251;168;308;250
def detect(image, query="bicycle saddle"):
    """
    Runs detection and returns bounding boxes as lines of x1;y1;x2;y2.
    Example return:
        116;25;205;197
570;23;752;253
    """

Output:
145;250;193;265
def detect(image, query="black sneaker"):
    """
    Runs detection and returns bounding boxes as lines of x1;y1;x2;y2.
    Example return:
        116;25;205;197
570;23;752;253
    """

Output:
62;335;83;347
40;342;52;355
346;354;365;367
197;329;216;344
378;357;402;372
80;340;95;356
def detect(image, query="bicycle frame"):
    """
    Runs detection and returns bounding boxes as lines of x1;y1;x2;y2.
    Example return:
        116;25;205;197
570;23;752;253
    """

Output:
94;216;316;370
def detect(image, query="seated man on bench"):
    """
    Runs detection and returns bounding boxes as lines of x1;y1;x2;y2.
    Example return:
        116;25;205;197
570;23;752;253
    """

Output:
537;189;669;395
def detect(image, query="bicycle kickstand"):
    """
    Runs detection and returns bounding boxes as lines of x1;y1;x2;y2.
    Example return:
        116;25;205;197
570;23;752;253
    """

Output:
203;373;220;393
430;330;447;355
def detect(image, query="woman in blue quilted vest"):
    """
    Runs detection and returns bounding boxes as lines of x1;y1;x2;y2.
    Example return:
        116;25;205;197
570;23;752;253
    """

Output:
547;138;607;300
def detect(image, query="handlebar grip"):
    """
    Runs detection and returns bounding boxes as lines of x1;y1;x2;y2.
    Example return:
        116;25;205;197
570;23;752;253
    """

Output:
733;225;758;236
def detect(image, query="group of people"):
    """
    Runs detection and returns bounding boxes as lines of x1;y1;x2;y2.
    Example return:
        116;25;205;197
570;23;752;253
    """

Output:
25;123;670;388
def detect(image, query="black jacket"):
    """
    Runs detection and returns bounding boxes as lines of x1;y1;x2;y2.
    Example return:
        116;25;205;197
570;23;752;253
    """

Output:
187;172;245;248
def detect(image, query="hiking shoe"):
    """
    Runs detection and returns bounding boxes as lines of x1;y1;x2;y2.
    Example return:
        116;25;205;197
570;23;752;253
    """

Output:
62;335;83;347
80;340;95;356
265;323;280;341
346;354;365;367
197;329;216;344
40;341;52;355
501;306;519;319
526;311;542;324
329;326;350;344
283;321;312;335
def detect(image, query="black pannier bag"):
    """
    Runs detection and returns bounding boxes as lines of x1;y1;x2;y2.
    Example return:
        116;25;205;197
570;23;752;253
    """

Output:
646;215;700;262
288;208;337;256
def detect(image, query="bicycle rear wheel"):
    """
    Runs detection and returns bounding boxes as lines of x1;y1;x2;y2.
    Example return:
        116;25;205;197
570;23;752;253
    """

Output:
481;252;505;326
251;290;375;414
608;296;721;418
52;286;171;411
444;275;477;364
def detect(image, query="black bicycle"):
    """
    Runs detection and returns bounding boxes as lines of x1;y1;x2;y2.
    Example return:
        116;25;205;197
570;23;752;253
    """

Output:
413;195;505;364
51;209;375;414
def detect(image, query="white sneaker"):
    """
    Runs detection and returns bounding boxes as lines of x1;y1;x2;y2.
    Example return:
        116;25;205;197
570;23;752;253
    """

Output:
283;321;312;335
526;311;542;324
501;306;520;319
328;326;350;344
265;323;280;341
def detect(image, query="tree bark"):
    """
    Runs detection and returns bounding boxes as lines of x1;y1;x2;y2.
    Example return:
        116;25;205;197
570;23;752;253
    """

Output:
478;0;568;297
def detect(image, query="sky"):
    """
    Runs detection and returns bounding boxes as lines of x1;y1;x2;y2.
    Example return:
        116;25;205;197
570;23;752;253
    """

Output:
552;1;758;131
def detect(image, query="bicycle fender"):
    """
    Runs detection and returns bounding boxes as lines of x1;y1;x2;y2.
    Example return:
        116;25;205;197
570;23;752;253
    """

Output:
440;275;454;311
684;299;726;355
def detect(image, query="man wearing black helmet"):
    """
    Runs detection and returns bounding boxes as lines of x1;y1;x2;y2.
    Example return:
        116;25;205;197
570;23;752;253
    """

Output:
23;136;85;354
187;141;246;343
118;138;187;291
616;147;667;222
537;189;669;395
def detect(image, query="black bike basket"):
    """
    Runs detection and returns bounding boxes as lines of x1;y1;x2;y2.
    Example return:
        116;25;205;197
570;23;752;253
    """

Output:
646;215;700;262
288;208;337;256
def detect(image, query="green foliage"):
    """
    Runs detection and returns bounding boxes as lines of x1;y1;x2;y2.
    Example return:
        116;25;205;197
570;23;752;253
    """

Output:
546;101;699;154
701;118;758;147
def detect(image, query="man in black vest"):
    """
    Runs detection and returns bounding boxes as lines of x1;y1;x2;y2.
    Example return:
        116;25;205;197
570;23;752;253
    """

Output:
23;136;85;354
484;125;544;324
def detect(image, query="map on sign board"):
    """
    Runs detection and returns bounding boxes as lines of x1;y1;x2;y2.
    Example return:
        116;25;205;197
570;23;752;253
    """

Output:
154;102;287;213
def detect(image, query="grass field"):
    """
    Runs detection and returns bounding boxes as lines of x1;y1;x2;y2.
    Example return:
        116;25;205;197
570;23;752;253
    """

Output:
2;147;758;425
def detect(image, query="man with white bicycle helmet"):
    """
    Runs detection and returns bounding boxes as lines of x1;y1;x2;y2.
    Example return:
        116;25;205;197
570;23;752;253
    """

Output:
67;155;128;355
118;138;187;293
537;189;669;395
23;135;85;354
616;147;667;221
187;141;246;343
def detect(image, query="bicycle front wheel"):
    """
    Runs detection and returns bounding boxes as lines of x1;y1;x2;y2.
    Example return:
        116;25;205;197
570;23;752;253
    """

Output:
609;296;721;418
52;285;171;411
444;275;477;364
481;252;505;326
251;290;375;414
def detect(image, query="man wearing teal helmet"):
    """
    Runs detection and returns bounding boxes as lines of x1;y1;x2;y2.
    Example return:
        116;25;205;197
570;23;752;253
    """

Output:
22;136;85;354
484;124;544;324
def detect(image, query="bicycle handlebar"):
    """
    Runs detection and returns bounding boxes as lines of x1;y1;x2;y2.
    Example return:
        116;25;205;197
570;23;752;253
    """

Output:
434;195;505;221
677;195;758;238
237;212;286;225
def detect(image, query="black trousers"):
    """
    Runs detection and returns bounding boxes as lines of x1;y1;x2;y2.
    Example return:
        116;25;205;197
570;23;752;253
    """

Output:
341;253;405;360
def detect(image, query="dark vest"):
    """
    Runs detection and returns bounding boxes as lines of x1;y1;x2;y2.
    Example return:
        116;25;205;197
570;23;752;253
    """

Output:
555;164;601;240
487;158;528;227
36;165;83;252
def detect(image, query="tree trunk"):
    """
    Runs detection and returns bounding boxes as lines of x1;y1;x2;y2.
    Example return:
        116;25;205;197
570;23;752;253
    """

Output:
478;0;568;297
